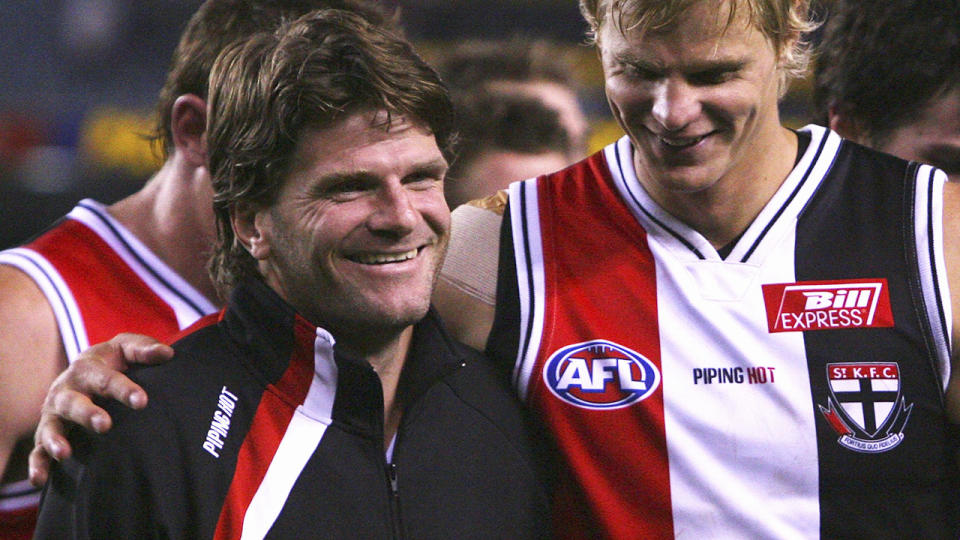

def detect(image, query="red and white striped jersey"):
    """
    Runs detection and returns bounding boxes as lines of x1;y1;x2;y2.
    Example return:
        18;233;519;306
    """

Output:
0;199;216;537
491;125;959;538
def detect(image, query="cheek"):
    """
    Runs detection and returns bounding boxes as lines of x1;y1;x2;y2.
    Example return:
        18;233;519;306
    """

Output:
605;78;651;123
415;190;452;233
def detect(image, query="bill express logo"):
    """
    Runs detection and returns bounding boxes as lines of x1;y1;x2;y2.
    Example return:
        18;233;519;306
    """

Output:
543;339;660;410
761;279;894;333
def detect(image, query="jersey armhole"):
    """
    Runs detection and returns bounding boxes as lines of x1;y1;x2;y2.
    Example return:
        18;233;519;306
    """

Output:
485;203;522;388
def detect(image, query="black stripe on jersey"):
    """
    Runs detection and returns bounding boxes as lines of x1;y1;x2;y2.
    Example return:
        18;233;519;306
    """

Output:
6;250;82;354
484;201;526;389
739;130;828;263
795;141;959;538
78;200;207;317
614;143;706;260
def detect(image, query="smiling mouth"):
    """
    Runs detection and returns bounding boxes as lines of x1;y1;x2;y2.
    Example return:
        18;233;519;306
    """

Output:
657;133;709;149
347;247;420;265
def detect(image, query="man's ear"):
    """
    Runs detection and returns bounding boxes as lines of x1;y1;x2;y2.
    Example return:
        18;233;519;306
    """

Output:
232;202;272;260
171;94;208;167
828;105;863;142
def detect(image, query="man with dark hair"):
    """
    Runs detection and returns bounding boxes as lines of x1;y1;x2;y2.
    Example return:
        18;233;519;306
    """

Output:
445;92;571;208
34;10;546;539
813;0;960;181
0;1;394;537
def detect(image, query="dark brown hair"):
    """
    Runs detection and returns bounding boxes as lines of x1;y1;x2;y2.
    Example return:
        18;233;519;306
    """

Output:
206;9;455;294
151;0;398;159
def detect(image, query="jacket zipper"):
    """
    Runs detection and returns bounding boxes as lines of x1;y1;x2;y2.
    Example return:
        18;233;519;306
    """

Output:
386;462;403;538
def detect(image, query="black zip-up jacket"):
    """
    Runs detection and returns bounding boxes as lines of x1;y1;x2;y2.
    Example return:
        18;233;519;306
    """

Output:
36;279;549;539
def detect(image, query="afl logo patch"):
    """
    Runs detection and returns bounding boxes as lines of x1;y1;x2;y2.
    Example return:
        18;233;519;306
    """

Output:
543;340;660;410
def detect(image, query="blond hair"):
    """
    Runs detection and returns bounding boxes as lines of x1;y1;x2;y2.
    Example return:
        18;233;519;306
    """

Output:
579;0;818;93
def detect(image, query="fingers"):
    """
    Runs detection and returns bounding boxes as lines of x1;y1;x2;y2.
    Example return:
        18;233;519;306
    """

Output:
66;347;150;411
108;332;174;368
28;442;52;487
28;415;68;487
27;333;170;486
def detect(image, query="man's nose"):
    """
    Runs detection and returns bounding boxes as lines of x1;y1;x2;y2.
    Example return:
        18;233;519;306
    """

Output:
650;79;701;132
368;182;417;235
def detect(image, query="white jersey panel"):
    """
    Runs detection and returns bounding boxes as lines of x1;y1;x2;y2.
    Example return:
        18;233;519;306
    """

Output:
652;234;819;539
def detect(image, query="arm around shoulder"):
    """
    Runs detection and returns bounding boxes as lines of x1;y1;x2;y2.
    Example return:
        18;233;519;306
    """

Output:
33;394;176;539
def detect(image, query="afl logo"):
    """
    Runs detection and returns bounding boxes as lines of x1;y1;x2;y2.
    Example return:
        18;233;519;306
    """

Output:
543;339;660;410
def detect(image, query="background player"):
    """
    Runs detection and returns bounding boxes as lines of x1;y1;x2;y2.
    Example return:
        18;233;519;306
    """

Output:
438;38;590;160
443;91;572;209
813;0;960;181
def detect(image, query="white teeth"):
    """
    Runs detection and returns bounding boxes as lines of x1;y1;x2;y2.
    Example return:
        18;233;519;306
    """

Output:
351;248;418;265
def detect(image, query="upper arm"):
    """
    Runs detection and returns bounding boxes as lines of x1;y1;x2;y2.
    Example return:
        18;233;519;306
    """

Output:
0;265;65;478
941;181;960;423
434;196;506;350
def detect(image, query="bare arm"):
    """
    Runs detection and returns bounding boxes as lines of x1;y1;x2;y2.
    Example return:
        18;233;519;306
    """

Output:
433;196;506;350
0;266;64;482
942;181;960;423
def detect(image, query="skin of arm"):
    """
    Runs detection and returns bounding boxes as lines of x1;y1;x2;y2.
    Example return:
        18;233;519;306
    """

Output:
432;194;507;350
0;266;65;482
940;180;960;425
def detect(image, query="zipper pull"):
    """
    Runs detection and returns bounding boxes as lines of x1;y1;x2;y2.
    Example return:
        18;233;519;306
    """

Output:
388;462;399;495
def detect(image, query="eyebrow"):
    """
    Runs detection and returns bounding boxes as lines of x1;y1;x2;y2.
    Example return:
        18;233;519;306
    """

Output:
615;53;748;74
312;157;449;187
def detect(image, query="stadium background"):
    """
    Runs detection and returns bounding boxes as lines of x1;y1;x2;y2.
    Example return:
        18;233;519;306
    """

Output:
0;0;823;248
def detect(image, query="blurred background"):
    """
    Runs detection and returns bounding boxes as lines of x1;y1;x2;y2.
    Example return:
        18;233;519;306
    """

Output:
0;0;820;248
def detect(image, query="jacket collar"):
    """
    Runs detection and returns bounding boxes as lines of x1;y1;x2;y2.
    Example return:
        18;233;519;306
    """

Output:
221;279;466;436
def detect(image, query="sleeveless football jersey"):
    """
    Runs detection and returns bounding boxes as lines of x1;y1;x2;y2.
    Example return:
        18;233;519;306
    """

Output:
0;199;217;537
492;125;959;538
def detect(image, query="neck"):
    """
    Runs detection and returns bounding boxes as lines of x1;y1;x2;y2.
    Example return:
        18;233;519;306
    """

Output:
337;325;414;450
107;154;219;304
641;124;798;249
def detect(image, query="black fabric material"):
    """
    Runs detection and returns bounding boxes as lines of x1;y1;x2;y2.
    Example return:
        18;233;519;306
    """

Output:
36;278;549;539
795;141;960;539
485;204;523;388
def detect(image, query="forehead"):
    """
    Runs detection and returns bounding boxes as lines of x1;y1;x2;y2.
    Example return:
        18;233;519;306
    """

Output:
287;111;444;178
598;0;773;65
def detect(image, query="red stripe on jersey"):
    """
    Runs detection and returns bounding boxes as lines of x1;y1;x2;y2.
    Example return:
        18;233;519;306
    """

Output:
527;153;673;539
27;219;183;344
213;318;317;539
168;311;223;344
0;505;37;540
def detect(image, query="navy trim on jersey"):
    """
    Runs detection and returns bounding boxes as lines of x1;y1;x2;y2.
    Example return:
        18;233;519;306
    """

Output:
516;188;538;390
613;144;707;260
4;250;82;354
739;130;827;262
77;200;207;317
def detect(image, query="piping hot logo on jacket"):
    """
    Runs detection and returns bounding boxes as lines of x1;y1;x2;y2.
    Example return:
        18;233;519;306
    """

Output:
761;278;894;333
818;362;912;453
543;339;660;410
